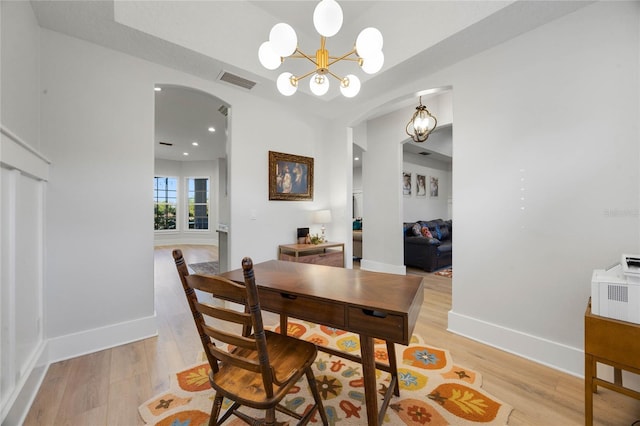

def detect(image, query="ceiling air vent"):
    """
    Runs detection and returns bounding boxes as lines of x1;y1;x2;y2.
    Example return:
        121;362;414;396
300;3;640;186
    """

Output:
159;141;173;146
218;71;256;90
419;152;431;156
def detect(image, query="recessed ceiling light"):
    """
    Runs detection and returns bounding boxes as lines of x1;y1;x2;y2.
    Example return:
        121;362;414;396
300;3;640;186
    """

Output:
208;126;215;132
354;157;360;161
183;152;189;156
154;87;162;92
192;142;199;146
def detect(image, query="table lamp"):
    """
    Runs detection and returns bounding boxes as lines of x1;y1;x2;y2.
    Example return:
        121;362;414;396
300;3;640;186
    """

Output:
313;209;332;242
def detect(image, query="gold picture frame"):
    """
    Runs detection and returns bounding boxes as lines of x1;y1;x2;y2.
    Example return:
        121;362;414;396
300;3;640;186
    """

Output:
268;151;314;201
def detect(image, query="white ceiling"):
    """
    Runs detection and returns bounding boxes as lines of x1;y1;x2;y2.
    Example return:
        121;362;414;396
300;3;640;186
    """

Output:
29;0;591;163
30;0;590;119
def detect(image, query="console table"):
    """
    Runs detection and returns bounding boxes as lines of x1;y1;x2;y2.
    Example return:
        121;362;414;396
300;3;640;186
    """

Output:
278;242;344;267
585;298;640;425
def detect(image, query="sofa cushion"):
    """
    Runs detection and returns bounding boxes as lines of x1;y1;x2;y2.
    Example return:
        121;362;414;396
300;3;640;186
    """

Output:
437;241;452;254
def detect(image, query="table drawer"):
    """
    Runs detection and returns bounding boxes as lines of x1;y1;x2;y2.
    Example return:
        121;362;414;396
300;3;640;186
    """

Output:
347;307;405;343
279;250;343;267
259;289;346;329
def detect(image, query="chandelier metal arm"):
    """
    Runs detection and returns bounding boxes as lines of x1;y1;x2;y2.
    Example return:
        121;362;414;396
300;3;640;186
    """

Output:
327;48;357;67
289;48;318;66
295;68;320;82
325;68;344;82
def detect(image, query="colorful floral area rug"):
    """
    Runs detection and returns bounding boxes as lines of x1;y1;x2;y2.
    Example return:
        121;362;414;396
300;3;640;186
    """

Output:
434;268;453;279
139;321;511;425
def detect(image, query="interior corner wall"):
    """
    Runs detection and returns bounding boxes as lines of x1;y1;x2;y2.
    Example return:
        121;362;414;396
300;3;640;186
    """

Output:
360;108;407;274
443;1;640;375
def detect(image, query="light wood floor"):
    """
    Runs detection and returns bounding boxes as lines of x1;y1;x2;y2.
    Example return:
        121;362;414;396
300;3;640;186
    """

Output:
24;245;640;425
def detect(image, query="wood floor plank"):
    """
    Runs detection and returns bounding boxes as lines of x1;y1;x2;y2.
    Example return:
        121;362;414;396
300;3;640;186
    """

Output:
22;245;640;425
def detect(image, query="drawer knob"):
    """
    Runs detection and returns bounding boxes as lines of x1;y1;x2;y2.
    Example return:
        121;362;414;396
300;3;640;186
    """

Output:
280;293;298;300
362;309;387;318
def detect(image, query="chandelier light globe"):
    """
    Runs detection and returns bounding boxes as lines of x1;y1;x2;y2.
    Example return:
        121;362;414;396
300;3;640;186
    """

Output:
309;73;330;96
269;23;297;57
356;27;383;58
313;0;343;37
340;75;361;98
277;72;298;96
361;50;384;74
258;41;281;70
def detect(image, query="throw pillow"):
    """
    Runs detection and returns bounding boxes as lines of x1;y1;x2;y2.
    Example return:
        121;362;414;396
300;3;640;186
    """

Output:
411;223;422;236
434;224;442;240
421;226;432;238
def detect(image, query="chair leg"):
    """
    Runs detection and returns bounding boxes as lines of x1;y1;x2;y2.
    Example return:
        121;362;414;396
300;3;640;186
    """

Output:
265;407;276;426
305;367;329;426
209;394;224;426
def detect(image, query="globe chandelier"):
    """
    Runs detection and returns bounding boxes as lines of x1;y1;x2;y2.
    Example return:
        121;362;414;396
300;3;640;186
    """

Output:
258;0;384;98
406;96;438;142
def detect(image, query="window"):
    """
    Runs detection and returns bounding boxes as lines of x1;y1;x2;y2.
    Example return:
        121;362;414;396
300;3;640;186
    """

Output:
154;177;177;230
187;177;209;230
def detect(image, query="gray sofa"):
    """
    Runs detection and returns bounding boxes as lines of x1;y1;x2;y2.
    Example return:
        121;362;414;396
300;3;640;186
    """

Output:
403;219;452;272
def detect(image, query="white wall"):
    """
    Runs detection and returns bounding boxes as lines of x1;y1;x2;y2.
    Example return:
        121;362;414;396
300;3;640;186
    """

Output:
356;1;639;375
38;25;332;353
1;1;40;150
154;158;219;246
1;2;49;423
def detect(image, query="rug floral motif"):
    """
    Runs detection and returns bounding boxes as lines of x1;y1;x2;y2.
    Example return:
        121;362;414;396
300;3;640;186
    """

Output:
139;321;511;425
434;268;453;279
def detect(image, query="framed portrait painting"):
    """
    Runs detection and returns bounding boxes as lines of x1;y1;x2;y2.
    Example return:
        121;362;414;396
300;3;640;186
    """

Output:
269;151;314;201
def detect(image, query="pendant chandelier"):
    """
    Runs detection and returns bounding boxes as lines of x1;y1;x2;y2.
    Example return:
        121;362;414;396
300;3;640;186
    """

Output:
258;0;384;98
406;96;438;142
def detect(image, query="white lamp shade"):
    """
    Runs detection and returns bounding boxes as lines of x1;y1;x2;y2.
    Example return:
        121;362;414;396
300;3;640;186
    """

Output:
269;23;297;57
356;27;383;58
277;72;297;96
313;209;332;224
309;73;330;96
361;50;384;74
313;0;343;37
340;74;361;98
258;41;281;70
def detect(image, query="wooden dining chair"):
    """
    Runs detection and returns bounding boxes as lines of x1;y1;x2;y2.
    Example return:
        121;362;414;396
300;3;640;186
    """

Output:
172;249;328;426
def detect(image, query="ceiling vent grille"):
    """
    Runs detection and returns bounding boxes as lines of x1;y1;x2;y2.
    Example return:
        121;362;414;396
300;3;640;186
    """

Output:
159;141;173;146
419;152;431;156
218;71;256;90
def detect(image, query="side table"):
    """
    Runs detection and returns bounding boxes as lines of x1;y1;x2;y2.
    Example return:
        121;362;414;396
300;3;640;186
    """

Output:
278;242;345;267
584;298;640;425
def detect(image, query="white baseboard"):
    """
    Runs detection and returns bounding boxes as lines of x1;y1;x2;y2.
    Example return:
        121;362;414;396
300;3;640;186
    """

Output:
47;314;158;364
448;310;583;377
360;259;406;275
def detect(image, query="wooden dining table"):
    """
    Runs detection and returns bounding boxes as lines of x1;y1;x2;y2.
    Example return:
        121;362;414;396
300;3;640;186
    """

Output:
219;259;424;426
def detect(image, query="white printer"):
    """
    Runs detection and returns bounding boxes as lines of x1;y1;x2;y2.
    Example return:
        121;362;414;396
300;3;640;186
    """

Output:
591;254;640;324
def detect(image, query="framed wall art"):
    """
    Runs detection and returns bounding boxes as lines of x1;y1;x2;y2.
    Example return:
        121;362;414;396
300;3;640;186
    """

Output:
402;172;412;196
430;176;439;197
269;151;314;201
416;174;427;197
